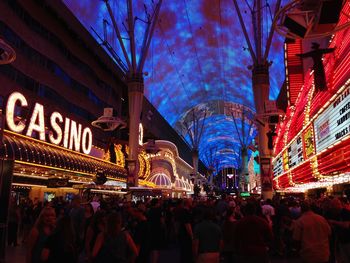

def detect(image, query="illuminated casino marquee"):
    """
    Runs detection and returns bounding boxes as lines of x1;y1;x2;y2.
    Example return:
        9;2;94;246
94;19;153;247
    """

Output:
5;91;93;154
314;85;350;152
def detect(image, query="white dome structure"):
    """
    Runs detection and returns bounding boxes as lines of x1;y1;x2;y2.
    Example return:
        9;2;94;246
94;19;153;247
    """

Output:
175;178;186;190
149;173;172;189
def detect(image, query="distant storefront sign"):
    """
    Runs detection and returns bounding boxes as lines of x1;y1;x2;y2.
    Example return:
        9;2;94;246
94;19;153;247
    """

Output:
288;135;304;168
272;155;284;177
303;125;315;158
314;85;350;152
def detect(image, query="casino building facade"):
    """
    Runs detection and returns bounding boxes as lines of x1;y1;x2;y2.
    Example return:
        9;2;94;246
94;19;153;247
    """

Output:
0;0;200;201
272;3;350;195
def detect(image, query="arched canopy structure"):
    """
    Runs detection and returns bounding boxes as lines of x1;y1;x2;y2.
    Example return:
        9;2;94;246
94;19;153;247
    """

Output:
63;0;285;171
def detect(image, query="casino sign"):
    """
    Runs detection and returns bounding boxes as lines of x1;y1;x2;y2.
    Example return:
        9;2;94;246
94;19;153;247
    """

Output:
5;91;93;154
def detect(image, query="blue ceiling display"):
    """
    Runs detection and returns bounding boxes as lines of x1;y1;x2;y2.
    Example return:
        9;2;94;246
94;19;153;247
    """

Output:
63;0;286;173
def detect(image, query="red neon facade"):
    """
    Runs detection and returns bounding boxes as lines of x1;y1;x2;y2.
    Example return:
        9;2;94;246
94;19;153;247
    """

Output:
273;3;350;191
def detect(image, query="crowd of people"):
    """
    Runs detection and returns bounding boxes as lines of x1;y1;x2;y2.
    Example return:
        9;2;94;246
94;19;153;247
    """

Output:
7;193;350;263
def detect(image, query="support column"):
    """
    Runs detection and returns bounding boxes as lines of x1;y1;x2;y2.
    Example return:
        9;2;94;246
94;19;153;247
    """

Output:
240;147;249;192
208;167;214;186
0;39;16;262
192;149;199;185
127;73;144;187
0;160;14;263
252;64;273;199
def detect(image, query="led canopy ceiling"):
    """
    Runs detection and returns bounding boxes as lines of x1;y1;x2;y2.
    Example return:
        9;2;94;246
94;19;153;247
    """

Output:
63;0;286;173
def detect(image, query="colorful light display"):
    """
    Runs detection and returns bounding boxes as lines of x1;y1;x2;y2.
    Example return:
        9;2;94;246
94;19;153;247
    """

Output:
314;86;350;152
62;0;285;169
5;91;93;154
273;2;350;192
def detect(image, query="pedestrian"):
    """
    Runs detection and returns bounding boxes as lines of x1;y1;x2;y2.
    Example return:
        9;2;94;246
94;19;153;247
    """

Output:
26;207;56;263
193;207;222;263
293;200;331;263
41;216;77;263
221;207;237;263
8;197;21;247
92;212;138;263
175;199;194;263
235;201;273;263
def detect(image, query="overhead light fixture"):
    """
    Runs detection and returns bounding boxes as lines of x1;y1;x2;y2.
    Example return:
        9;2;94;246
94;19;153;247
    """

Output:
94;170;107;185
91;108;126;131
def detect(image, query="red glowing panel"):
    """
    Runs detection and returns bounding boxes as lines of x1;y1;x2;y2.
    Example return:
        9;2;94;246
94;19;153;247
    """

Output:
285;39;304;106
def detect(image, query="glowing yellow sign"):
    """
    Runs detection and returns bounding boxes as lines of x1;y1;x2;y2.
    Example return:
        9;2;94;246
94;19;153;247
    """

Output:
303;125;315;159
5;91;92;154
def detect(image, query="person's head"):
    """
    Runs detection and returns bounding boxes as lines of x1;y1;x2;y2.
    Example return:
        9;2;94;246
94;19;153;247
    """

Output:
133;209;146;221
71;195;81;207
244;202;257;216
57;207;65;217
265;199;272;205
84;203;94;217
300;200;311;213
99;200;108;211
289;200;297;208
9;196;17;206
203;207;215;221
184;198;192;208
35;206;56;229
226;207;235;220
137;202;146;213
280;198;288;205
330;198;343;214
150;198;159;207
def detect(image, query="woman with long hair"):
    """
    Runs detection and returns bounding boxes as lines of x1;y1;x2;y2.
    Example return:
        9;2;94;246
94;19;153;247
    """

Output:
26;206;56;263
41;216;77;263
83;211;107;262
92;212;138;263
84;211;106;262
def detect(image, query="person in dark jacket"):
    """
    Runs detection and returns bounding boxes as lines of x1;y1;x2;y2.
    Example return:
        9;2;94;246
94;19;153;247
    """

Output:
92;212;138;263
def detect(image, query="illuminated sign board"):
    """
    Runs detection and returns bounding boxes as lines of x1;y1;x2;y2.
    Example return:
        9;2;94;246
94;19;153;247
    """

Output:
303;125;315;158
253;150;260;174
5;91;93;154
273;136;304;177
227;174;234;179
314;85;350;152
272;155;284;177
282;150;289;171
139;123;143;146
288;136;303;168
